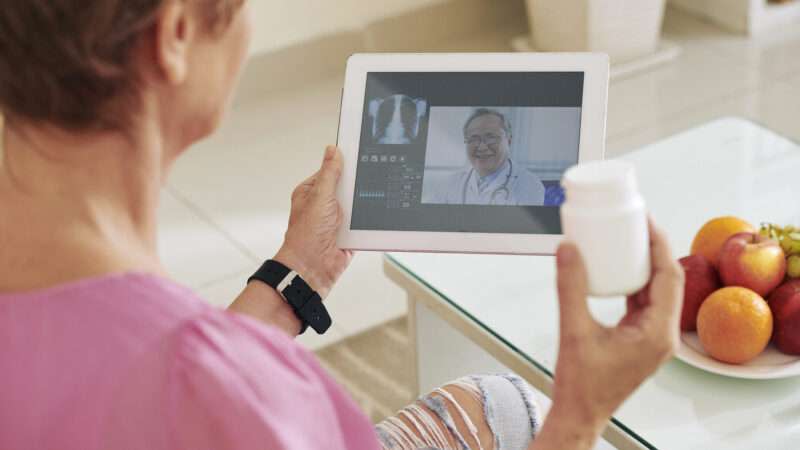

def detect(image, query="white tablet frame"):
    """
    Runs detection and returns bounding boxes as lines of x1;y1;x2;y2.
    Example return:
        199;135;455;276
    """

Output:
336;53;608;255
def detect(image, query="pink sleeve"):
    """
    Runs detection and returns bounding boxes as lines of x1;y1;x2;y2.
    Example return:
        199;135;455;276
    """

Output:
103;311;380;450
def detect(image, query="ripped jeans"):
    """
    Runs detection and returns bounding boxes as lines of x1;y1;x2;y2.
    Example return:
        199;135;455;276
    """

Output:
375;374;542;450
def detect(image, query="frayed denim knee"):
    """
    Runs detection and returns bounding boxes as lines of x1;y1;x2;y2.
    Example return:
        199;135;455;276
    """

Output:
376;373;541;450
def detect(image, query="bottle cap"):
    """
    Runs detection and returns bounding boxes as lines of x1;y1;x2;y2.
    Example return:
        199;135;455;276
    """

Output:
562;160;638;195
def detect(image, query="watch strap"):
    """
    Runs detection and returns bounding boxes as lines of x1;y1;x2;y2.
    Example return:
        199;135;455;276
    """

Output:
248;260;331;335
249;260;291;289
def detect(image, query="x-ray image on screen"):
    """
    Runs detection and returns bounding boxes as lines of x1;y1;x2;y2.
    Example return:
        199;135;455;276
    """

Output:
368;94;428;144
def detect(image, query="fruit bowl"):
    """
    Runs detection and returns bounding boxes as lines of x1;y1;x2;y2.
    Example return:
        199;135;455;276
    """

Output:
677;218;800;378
677;332;800;379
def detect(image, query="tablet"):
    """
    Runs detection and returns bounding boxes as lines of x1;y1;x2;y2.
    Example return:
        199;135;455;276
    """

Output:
336;53;608;255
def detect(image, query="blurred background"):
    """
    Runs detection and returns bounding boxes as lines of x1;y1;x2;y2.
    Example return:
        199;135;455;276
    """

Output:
153;0;800;420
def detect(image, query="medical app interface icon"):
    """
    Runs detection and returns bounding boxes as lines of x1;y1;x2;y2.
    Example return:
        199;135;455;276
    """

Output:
351;72;584;234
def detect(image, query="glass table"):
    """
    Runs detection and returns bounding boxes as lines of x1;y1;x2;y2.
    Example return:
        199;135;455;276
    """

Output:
384;118;800;450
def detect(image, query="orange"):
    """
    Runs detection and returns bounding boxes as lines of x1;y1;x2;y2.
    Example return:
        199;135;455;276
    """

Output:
696;287;773;364
691;216;755;267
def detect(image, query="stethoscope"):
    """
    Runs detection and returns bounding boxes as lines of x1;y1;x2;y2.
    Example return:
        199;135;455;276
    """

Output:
461;159;514;205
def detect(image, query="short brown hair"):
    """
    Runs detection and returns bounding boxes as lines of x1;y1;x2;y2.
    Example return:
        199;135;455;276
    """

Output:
0;0;243;131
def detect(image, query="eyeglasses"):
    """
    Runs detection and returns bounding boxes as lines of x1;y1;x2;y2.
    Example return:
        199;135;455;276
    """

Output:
465;133;503;147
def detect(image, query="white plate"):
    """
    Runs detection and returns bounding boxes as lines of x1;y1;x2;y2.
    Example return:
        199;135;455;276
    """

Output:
676;332;800;379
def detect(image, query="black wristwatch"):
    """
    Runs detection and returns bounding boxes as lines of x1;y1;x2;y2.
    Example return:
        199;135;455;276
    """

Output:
247;260;332;335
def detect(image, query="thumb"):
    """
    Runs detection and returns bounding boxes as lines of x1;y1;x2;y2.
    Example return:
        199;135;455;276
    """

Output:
556;242;593;337
314;146;343;196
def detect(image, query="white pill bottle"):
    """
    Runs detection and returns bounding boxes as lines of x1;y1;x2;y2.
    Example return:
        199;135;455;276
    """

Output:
560;160;650;297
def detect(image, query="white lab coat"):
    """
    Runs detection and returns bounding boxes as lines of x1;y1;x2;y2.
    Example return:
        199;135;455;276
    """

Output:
427;160;546;206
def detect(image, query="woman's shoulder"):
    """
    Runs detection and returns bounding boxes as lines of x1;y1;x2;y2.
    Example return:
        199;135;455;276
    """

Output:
104;306;378;450
168;306;307;372
0;270;300;363
2;272;378;449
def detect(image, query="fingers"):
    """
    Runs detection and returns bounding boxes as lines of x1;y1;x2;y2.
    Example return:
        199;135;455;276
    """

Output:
313;146;343;197
556;242;593;336
648;219;678;274
294;146;341;201
620;285;651;327
627;288;649;309
647;220;684;310
292;172;318;201
300;171;318;187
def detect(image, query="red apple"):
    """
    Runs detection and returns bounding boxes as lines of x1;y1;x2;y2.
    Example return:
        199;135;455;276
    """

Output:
768;280;800;355
678;254;721;331
718;232;786;297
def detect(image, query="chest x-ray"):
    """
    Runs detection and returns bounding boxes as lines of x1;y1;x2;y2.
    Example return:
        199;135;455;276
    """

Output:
369;94;428;144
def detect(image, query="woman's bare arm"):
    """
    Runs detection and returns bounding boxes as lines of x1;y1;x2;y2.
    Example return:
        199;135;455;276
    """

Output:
227;146;352;336
228;281;303;336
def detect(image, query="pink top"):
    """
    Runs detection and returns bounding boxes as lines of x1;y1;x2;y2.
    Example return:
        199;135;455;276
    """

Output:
0;273;380;450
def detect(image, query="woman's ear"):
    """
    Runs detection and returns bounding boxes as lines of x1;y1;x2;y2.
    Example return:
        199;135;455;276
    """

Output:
154;1;195;85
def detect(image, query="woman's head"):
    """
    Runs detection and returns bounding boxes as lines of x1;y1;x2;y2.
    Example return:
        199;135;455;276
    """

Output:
0;0;250;147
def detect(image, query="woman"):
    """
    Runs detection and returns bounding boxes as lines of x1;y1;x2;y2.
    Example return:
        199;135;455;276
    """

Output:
0;1;684;449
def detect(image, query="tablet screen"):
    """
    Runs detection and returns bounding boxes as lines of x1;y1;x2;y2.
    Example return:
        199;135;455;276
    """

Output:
351;72;583;234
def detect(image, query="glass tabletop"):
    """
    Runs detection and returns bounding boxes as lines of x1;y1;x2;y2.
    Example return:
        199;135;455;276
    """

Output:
387;118;800;450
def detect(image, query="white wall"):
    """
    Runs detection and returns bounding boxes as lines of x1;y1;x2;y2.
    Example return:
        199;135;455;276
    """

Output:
247;0;448;55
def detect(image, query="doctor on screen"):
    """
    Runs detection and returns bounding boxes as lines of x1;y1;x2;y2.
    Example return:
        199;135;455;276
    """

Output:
428;108;546;206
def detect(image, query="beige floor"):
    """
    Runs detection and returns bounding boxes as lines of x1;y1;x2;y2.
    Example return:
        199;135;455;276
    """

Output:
157;7;800;351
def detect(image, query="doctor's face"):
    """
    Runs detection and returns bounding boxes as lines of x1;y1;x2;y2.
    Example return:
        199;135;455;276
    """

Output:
464;115;511;177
